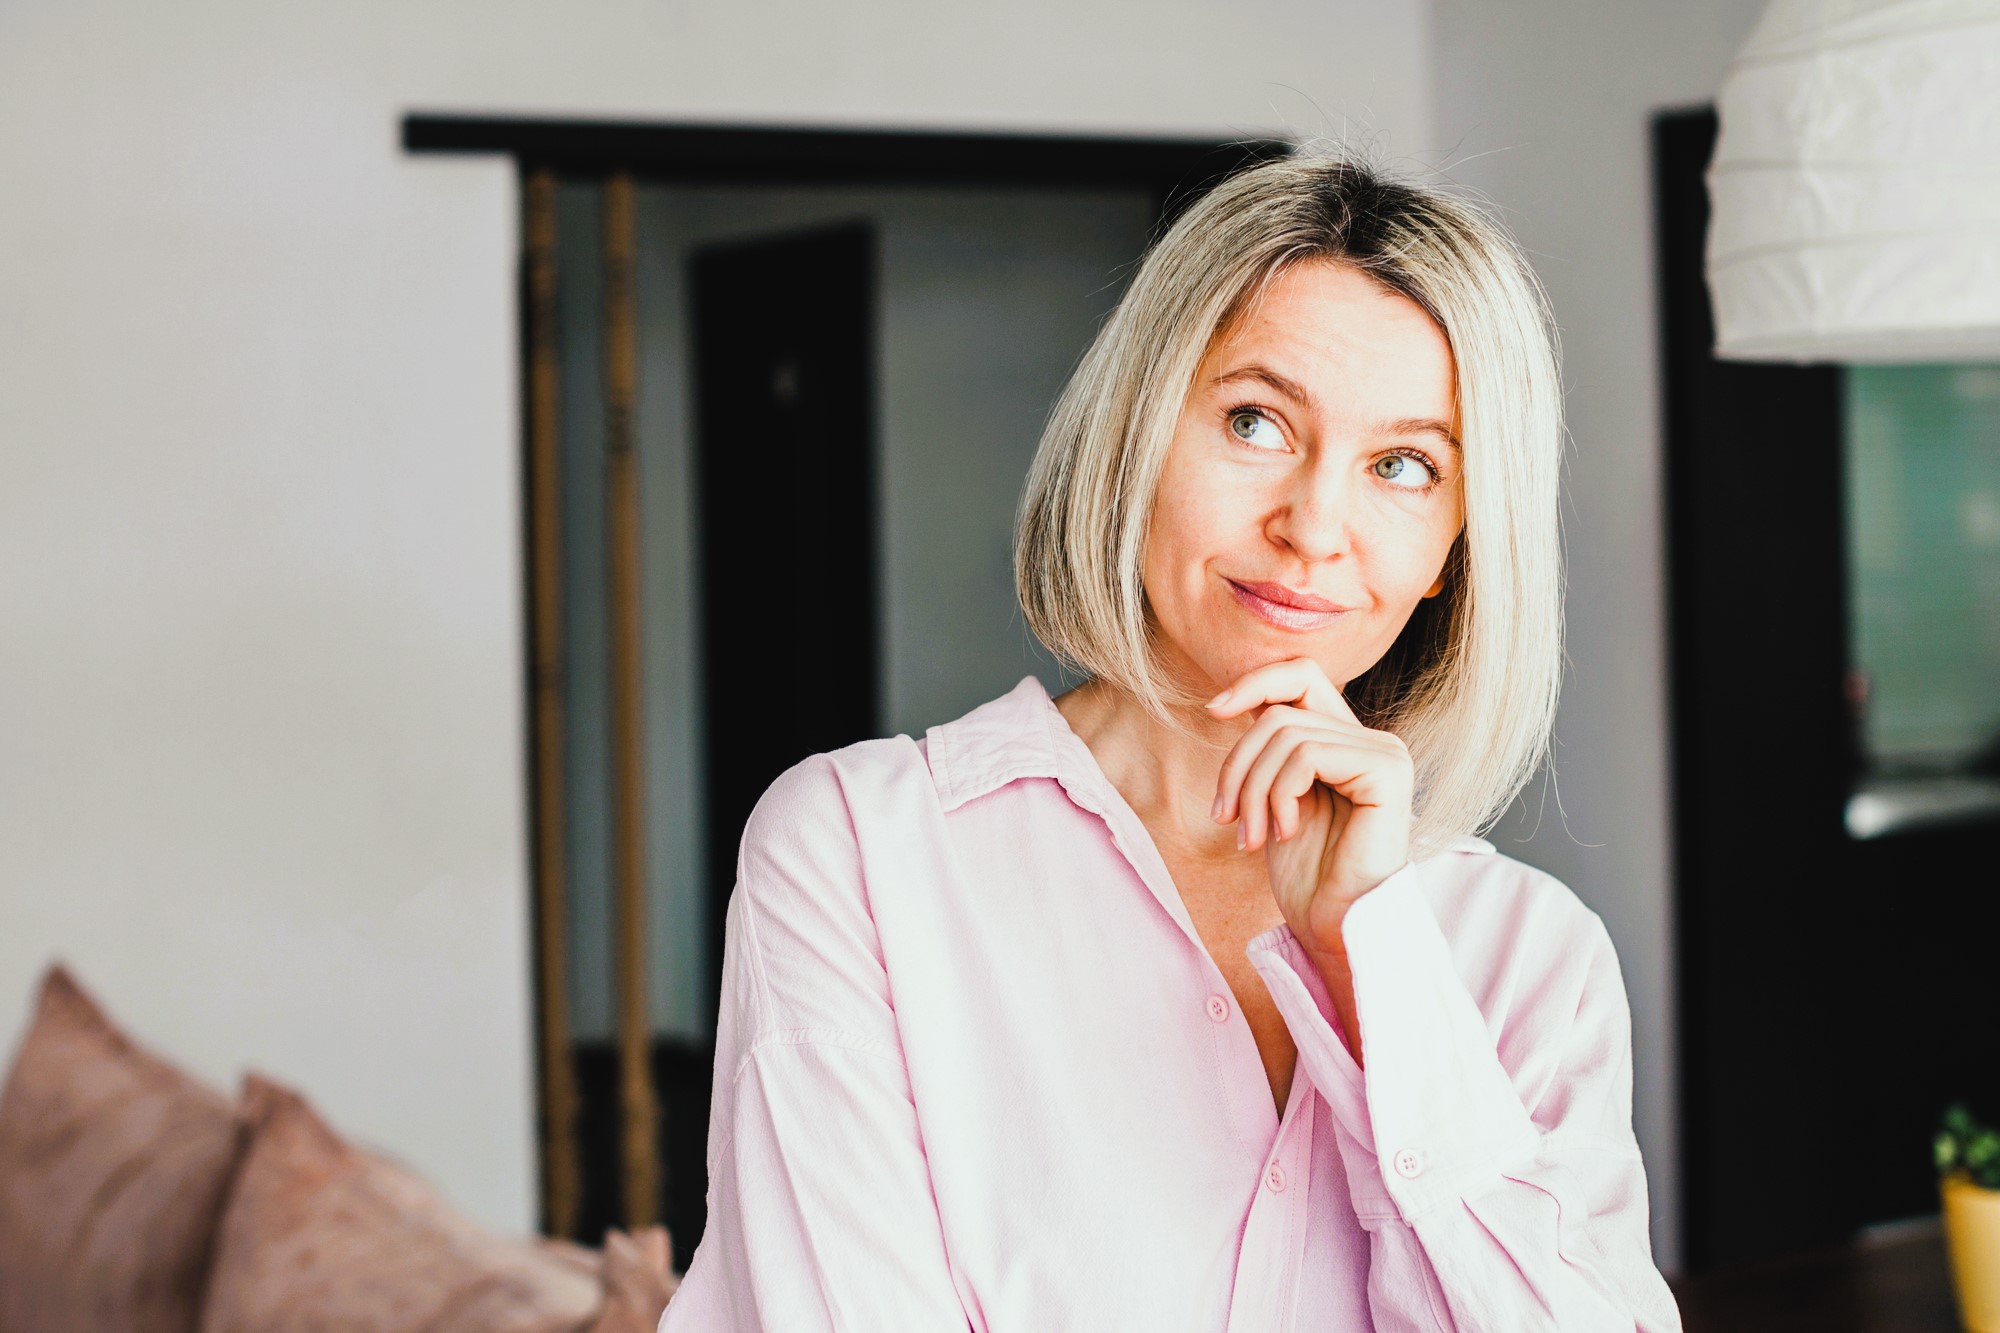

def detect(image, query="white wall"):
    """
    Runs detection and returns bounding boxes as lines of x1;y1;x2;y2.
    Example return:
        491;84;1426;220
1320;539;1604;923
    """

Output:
0;0;1433;1230
1427;0;1770;1275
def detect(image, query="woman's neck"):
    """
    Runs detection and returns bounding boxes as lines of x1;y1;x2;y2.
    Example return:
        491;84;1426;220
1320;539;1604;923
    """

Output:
1053;676;1248;864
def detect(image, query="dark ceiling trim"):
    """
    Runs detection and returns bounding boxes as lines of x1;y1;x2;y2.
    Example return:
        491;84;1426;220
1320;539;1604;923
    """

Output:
402;113;1290;210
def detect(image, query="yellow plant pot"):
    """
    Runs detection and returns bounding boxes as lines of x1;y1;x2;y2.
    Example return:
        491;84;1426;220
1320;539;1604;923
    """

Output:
1945;1173;2000;1333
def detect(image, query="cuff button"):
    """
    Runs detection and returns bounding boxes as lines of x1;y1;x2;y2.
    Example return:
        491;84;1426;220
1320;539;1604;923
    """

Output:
1393;1148;1425;1179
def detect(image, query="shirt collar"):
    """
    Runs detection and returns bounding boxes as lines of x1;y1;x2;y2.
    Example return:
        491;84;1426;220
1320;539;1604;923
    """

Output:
923;674;1496;857
924;675;1080;812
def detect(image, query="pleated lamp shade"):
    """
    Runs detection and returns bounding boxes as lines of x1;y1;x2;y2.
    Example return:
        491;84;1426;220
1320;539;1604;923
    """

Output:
1706;0;2000;363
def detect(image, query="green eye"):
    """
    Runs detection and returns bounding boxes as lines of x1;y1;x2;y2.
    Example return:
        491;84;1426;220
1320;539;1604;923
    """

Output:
1228;409;1283;450
1375;453;1436;489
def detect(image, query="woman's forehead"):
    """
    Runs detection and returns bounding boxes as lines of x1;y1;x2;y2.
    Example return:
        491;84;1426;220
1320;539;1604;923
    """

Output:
1200;264;1457;420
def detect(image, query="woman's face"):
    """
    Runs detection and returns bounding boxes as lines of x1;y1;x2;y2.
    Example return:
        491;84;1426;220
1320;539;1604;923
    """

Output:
1142;259;1465;697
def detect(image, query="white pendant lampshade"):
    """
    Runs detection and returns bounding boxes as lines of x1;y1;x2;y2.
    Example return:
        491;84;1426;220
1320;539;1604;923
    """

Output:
1706;0;2000;363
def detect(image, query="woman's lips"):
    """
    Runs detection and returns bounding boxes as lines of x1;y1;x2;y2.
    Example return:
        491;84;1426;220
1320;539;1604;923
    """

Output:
1225;579;1352;632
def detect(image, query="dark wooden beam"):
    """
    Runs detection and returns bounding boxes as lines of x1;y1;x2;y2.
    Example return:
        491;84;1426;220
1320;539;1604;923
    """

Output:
522;168;582;1239
403;112;1289;218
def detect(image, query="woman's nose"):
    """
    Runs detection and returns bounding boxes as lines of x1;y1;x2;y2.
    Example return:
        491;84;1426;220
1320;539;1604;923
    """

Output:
1266;463;1354;563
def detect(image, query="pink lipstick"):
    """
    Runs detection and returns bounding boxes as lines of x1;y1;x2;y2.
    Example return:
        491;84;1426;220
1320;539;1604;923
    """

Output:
1225;579;1352;632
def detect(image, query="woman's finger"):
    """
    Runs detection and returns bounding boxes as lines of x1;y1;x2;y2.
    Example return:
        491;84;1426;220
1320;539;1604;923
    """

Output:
1208;704;1320;820
1212;705;1347;823
1239;728;1411;850
1204;656;1361;727
1266;740;1361;842
1238;729;1373;851
1268;754;1308;844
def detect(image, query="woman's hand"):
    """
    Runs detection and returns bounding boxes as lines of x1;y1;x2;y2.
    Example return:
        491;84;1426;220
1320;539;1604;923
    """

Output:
1207;657;1415;963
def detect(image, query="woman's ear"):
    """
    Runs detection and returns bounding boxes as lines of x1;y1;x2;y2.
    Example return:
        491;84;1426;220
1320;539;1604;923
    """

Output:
1423;528;1464;599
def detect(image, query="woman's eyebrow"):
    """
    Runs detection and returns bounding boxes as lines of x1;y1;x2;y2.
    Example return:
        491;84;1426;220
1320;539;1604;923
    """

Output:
1382;417;1464;455
1214;365;1463;455
1214;365;1320;413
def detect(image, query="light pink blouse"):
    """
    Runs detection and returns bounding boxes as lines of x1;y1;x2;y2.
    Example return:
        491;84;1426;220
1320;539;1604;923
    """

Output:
659;676;1681;1331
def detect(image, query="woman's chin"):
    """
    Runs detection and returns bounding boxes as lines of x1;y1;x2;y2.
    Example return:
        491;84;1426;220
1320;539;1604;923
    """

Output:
1194;643;1346;690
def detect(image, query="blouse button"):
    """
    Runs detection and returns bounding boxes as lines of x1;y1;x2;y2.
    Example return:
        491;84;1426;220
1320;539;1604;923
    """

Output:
1393;1148;1425;1179
1266;1162;1287;1193
1205;994;1229;1023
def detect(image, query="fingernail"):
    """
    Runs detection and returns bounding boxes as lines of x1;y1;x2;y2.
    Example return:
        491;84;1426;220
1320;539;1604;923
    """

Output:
1237;823;1247;850
1210;793;1225;821
1206;689;1230;708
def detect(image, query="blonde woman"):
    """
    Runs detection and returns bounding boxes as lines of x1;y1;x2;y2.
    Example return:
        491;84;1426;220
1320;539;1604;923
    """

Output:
661;154;1682;1331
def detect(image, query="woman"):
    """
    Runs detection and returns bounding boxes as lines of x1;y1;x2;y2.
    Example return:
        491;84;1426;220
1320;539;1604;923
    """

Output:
660;154;1681;1331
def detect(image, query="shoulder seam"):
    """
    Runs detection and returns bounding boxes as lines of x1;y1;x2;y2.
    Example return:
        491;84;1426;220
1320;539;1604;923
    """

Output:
736;835;776;1038
729;1025;910;1090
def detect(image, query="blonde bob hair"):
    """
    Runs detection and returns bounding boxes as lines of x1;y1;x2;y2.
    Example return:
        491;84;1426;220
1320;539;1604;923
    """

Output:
1014;152;1564;859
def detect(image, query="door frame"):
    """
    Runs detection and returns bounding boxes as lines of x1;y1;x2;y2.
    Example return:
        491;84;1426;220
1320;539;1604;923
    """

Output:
405;113;1290;1238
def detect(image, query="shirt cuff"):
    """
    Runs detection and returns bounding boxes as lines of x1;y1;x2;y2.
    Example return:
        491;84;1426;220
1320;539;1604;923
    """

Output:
1245;861;1540;1224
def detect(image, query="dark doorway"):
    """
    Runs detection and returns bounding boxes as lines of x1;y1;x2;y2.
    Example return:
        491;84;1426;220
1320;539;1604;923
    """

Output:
1655;107;2000;1273
689;221;881;1019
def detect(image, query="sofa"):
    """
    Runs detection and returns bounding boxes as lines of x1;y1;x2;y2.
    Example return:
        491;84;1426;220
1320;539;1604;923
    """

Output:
0;965;679;1333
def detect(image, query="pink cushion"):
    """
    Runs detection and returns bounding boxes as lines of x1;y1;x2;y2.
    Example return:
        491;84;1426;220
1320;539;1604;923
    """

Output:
587;1226;680;1333
198;1075;604;1333
0;964;247;1333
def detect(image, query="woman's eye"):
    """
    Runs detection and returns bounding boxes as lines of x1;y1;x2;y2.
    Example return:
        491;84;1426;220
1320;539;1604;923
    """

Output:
1228;409;1285;451
1373;452;1438;489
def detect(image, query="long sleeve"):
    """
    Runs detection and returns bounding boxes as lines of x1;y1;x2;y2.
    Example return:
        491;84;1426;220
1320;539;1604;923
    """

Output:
659;754;972;1332
1245;861;1682;1333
